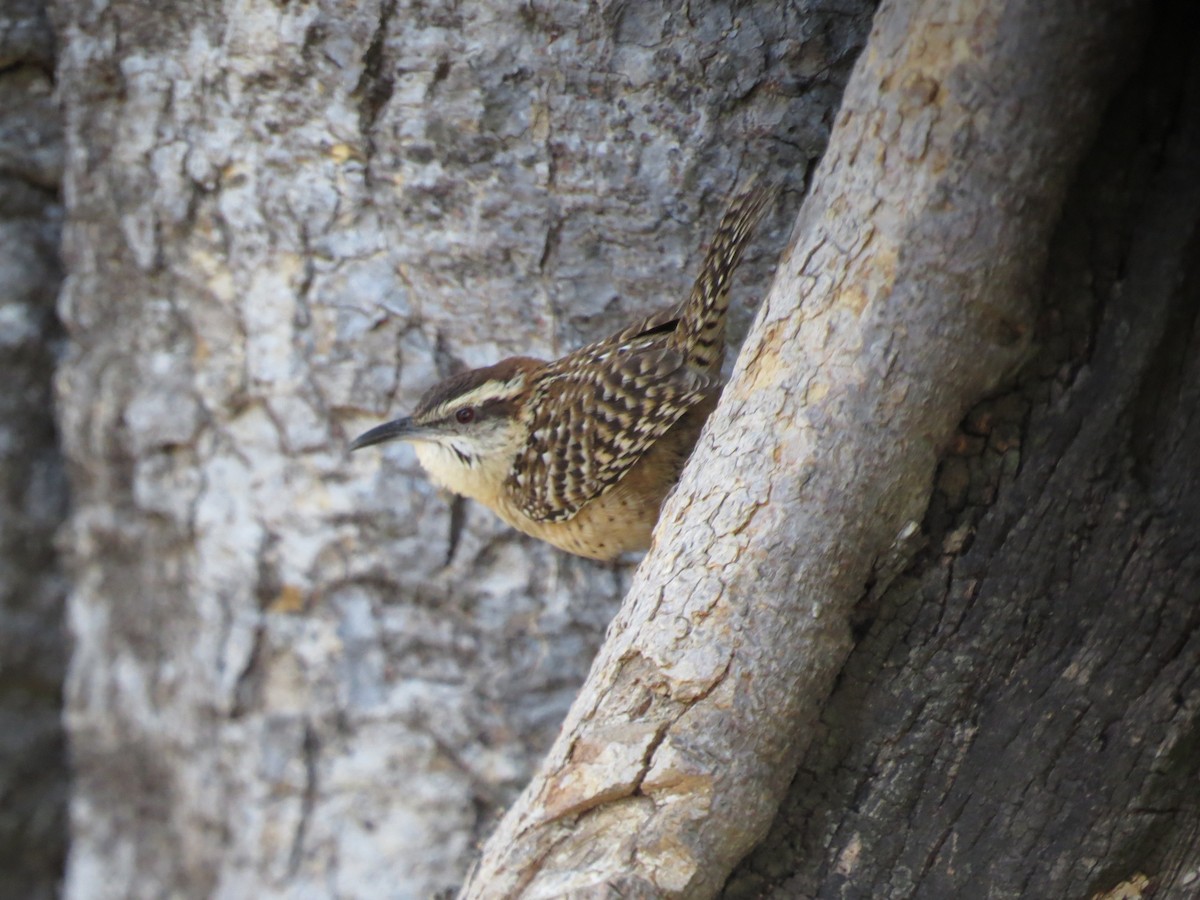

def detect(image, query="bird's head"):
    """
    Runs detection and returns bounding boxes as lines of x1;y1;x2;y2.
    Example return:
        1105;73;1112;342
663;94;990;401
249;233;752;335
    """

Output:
350;356;543;496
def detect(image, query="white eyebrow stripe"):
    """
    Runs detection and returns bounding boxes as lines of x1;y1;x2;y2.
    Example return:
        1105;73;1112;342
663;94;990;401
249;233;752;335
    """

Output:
430;376;526;418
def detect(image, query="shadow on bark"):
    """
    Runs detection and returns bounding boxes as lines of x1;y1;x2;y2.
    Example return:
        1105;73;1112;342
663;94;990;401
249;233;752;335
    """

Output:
726;5;1200;897
0;2;68;898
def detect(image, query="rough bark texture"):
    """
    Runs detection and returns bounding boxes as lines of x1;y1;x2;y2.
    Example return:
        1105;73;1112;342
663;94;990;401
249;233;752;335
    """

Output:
0;2;68;898
52;0;1199;897
50;2;871;897
725;5;1200;896
460;0;1145;895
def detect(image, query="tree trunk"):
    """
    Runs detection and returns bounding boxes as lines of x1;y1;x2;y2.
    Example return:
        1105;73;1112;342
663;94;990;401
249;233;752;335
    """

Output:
727;4;1200;896
0;2;67;898
49;2;870;897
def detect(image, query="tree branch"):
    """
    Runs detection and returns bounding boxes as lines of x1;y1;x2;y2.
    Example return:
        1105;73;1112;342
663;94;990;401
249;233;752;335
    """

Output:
461;0;1144;895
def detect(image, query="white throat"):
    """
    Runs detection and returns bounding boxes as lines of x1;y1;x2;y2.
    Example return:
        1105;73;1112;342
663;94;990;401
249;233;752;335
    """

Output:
412;437;514;507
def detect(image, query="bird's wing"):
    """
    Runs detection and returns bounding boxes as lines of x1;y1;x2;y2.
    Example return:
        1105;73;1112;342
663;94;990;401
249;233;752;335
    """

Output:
506;331;716;523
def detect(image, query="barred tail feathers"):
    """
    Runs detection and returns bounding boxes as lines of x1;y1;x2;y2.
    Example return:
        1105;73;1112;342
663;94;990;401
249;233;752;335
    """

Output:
674;182;776;374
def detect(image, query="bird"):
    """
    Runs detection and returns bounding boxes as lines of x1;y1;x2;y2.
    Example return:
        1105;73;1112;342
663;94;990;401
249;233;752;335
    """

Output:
351;182;775;561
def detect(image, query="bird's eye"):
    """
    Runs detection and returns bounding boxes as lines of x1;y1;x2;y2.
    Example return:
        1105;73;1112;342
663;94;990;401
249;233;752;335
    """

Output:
455;407;476;424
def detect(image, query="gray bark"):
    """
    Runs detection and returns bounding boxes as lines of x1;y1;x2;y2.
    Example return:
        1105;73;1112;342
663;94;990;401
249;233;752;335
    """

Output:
50;2;870;897
52;0;1199;897
460;0;1147;895
727;5;1200;896
0;2;67;898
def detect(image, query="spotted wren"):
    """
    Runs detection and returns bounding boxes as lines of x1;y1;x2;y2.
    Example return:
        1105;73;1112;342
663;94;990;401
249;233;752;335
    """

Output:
351;184;774;561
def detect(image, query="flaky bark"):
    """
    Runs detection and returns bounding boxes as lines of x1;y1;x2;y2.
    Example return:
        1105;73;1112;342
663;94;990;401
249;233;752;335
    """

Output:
461;1;1144;895
50;2;870;897
53;0;1197;896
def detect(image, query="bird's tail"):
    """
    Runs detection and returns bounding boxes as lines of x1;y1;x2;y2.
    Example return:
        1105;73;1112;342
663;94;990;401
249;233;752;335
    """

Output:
675;180;777;373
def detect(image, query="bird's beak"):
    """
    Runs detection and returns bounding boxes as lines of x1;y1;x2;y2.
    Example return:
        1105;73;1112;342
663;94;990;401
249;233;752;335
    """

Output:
350;417;423;451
